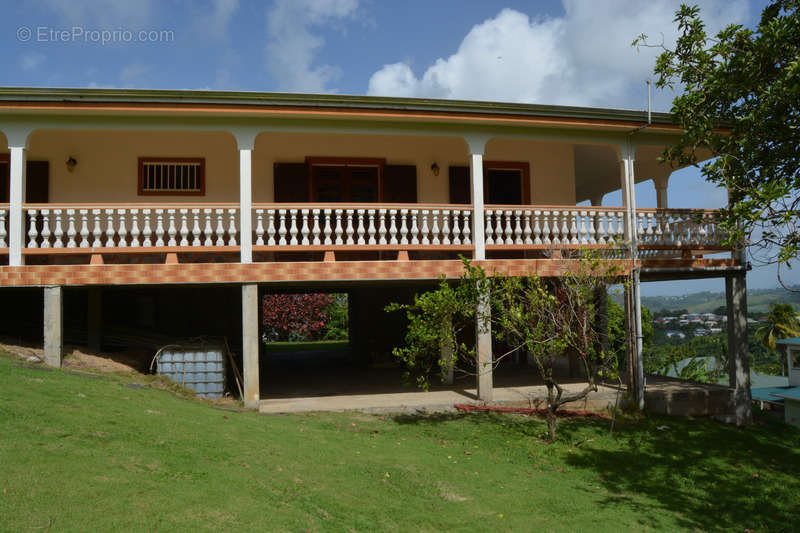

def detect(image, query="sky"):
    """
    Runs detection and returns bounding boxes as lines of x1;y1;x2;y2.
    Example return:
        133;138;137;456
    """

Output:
1;0;794;296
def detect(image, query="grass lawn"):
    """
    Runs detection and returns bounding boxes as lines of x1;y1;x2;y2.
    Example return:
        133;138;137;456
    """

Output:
1;351;799;532
263;340;349;353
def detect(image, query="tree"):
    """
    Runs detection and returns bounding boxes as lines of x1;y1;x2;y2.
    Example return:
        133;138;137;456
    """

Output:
755;302;800;374
635;2;800;287
387;255;625;441
262;293;335;342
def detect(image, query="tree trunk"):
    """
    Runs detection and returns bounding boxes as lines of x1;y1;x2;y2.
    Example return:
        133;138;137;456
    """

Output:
546;381;558;442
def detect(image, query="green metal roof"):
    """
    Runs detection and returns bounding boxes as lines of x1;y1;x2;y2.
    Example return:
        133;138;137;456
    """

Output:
0;86;675;125
776;337;800;346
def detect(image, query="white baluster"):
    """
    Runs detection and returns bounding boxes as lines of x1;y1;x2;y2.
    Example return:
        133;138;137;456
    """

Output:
462;210;471;244
254;210;265;246
485;210;494;245
177;209;189;246
399;209;408;245
514;210;523;245
430;210;440;245
323;209;333;246
27;209;38;248
541;211;551;245
409;210;419;245
388;209;398;245
532;210;542;245
104;209;115;248
41;209;52;249
345;209;355;245
52;209;64;248
440;210;450;245
367;209;377;245
550;211;561;245
334;209;344;245
420;210;430;245
523;210;532;245
356;210;366;245
300;209;310;246
190;209;200;247
130;209;141;247
142;210;153;247
562;211;571;245
202;209;213;247
451;210;461;245
595;211;606;245
166;209;177;247
378;209;388;245
579;210;589;245
79;209;90;248
227;209;237;246
116;209;127;248
214;209;225;246
154;209;165;247
569;210;579;245
503;210;513;245
0;209;7;248
64;209;77;248
266;210;276;246
311;209;321;246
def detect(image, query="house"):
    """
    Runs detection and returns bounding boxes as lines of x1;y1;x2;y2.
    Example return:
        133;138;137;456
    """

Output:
0;87;751;412
767;337;800;428
665;330;686;340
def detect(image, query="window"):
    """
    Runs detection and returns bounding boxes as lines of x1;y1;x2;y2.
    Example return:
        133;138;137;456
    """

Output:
448;161;531;205
138;157;205;196
306;157;385;203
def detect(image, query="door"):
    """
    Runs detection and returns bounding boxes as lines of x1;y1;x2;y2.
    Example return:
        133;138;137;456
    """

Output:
0;158;48;203
448;162;530;205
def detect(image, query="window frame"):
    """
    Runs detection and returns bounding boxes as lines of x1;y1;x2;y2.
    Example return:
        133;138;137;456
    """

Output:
305;156;386;203
483;160;531;205
137;156;206;196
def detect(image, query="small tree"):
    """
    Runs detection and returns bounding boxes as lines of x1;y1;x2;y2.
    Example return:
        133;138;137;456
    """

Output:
755;302;800;375
387;255;625;441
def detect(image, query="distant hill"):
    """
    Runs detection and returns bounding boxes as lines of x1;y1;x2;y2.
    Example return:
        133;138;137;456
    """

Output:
610;285;800;314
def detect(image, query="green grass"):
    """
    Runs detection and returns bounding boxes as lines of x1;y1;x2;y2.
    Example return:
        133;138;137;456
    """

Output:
1;351;799;532
263;340;349;353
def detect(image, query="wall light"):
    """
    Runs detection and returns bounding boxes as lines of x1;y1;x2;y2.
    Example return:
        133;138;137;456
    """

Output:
66;156;77;172
430;162;440;176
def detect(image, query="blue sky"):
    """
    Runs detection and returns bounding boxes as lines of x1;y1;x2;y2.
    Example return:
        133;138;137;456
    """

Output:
1;0;794;295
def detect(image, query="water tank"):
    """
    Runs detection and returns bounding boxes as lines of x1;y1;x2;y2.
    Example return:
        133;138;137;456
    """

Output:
156;346;226;399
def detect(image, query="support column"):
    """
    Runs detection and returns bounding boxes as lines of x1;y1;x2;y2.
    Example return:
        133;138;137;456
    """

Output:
43;286;63;367
87;287;103;352
654;175;669;209
242;283;260;408
476;281;492;402
726;273;752;424
9;146;27;266
440;340;454;385
239;148;253;264
469;152;486;260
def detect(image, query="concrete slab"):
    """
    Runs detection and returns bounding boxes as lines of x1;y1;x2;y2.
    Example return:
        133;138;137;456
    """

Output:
259;382;621;414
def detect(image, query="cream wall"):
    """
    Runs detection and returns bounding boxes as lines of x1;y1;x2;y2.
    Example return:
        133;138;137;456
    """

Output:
17;129;577;206
26;130;239;203
485;138;576;205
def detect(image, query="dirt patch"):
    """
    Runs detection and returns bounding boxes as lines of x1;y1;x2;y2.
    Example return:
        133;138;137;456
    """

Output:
63;350;140;374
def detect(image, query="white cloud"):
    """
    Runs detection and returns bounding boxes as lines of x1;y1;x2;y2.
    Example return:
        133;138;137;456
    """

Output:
368;1;750;109
191;0;239;41
119;63;150;86
20;52;45;71
36;0;155;27
264;0;359;93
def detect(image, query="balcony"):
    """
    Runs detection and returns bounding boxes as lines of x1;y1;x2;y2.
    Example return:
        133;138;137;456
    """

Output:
1;202;729;264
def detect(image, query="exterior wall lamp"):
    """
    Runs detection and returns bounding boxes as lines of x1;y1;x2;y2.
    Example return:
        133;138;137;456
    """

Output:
430;162;440;176
66;156;77;172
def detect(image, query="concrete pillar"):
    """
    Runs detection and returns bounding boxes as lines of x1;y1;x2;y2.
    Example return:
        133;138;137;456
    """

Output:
87;287;103;352
43;286;63;367
726;273;752;425
654;175;669;209
239;148;253;264
440;333;454;386
476;282;492;402
469;152;486;260
9;146;27;266
242;283;260;408
624;275;645;409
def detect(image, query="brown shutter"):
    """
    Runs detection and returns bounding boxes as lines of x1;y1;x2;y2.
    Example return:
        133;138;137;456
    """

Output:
382;165;417;203
449;166;470;204
273;163;309;202
25;161;49;203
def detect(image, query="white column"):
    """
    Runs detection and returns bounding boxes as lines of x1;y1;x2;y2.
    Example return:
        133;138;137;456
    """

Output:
239;148;253;263
654;175;669;209
242;283;260;408
9;146;27;266
44;286;63;367
476;281;492;402
469;153;486;260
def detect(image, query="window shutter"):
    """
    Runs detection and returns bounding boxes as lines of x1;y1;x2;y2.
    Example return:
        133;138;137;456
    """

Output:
274;163;310;202
382;165;417;203
25;161;49;203
449;166;470;204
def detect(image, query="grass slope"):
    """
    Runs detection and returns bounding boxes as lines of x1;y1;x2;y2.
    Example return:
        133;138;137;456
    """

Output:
1;352;799;532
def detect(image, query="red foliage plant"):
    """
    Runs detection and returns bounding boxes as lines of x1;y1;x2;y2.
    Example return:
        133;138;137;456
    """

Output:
262;293;335;342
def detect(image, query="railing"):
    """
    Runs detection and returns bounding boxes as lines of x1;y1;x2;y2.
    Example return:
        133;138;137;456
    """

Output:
0;204;8;249
484;206;728;256
23;204;240;251
252;204;473;250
